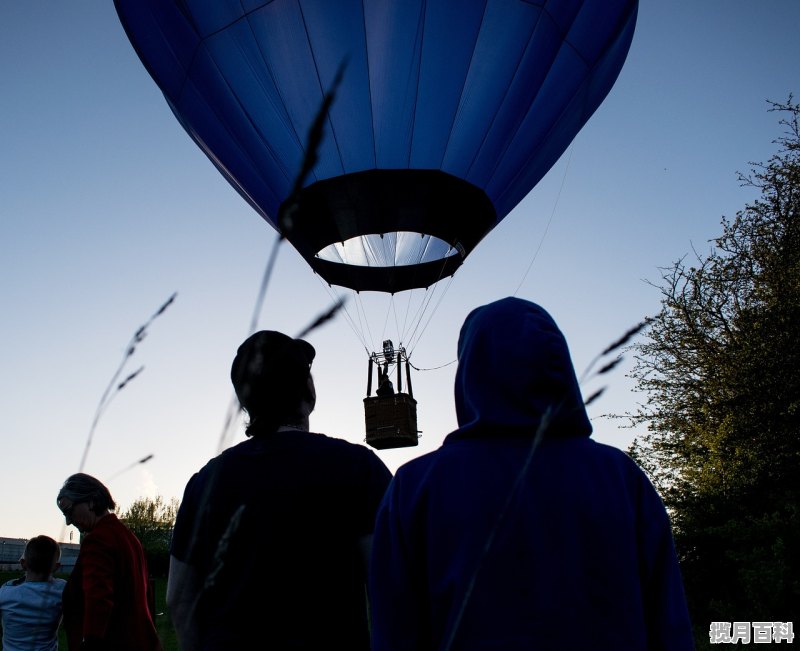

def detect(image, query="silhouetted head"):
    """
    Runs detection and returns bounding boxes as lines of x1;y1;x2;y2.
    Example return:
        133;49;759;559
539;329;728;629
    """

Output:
57;473;115;533
231;330;316;435
22;535;61;576
452;297;591;440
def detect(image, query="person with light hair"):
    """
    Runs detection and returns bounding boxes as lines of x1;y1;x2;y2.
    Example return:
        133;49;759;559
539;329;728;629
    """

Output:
57;473;161;650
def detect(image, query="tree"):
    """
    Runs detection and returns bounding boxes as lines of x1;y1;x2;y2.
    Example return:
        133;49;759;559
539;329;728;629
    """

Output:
627;98;800;644
121;495;180;577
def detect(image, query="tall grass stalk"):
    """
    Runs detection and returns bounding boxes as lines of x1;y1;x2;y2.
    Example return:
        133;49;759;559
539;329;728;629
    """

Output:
214;65;346;453
78;293;176;472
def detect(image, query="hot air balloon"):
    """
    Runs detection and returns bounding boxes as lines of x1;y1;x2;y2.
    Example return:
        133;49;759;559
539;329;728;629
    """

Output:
114;0;637;448
114;0;637;294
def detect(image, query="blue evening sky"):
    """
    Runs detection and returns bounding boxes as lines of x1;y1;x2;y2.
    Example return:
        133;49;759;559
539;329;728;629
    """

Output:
1;1;798;541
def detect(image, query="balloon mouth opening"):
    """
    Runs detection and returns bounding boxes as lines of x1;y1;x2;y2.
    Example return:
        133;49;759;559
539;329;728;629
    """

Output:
286;169;496;292
315;232;462;268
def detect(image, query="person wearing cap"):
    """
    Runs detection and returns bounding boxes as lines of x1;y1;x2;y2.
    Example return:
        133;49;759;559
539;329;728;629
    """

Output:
167;330;392;650
368;297;694;651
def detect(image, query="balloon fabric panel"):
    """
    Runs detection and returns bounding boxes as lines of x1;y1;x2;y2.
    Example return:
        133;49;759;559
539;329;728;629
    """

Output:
114;0;638;293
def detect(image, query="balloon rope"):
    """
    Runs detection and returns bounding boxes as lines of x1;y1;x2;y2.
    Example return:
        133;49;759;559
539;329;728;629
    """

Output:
407;274;455;355
407;358;456;372
403;249;454;351
513;145;574;296
316;280;371;355
380;295;393;344
403;285;439;351
391;295;402;344
355;291;377;352
400;288;415;344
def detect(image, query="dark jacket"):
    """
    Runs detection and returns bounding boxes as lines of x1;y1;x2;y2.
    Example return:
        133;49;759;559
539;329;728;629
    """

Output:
63;513;161;650
369;297;694;650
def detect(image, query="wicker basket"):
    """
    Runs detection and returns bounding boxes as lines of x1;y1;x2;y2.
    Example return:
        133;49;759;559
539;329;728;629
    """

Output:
364;393;419;449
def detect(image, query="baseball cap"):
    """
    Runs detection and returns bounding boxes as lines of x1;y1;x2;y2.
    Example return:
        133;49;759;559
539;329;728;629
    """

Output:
230;330;316;416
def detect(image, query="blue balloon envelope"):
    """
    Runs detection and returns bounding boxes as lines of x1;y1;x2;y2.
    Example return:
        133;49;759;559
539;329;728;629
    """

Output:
115;0;637;293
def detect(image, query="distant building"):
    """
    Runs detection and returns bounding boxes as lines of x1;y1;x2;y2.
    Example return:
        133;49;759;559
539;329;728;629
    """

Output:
58;542;80;574
1;536;80;575
0;537;25;572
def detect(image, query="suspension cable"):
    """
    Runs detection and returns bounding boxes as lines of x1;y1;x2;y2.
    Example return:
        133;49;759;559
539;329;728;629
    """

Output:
513;144;573;296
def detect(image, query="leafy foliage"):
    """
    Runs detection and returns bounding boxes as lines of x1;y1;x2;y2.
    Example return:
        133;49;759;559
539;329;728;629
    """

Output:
121;495;180;577
628;99;800;641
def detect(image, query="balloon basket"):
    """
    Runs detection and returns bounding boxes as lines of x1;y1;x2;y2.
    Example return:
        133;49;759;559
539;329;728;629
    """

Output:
364;394;419;450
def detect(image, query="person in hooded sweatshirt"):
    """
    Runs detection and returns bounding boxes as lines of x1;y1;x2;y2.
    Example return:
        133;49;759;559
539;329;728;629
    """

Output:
368;297;694;651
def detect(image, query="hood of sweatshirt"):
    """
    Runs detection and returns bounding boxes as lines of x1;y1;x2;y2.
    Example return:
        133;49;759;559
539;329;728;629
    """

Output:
449;297;592;441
